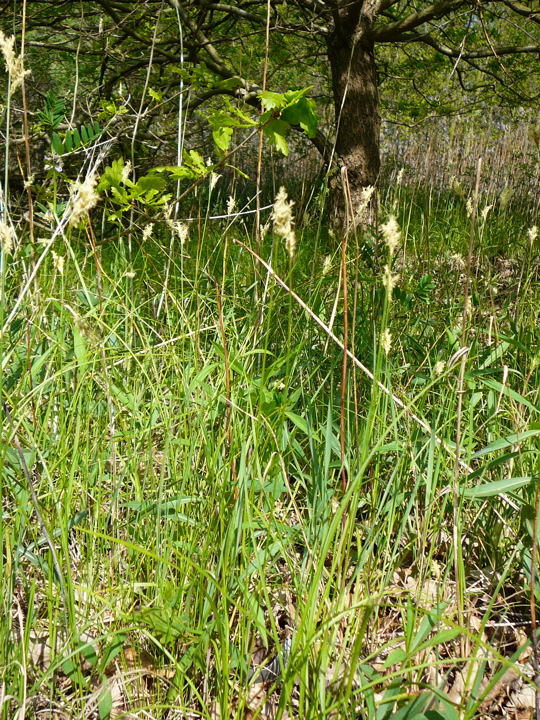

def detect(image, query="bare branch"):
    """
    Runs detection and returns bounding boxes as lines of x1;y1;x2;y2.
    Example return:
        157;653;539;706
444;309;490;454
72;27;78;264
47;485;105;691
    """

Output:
500;0;540;24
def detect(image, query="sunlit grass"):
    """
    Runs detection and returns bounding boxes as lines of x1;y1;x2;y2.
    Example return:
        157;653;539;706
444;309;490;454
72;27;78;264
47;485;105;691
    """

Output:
1;178;539;719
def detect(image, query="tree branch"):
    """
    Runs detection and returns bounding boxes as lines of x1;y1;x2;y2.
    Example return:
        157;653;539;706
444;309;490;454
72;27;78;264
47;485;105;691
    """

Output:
419;34;540;59
204;3;267;25
372;0;468;42
166;0;238;79
500;0;540;24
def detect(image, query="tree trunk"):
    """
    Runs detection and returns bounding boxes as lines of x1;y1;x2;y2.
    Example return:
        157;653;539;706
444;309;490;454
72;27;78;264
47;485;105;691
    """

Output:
327;19;381;231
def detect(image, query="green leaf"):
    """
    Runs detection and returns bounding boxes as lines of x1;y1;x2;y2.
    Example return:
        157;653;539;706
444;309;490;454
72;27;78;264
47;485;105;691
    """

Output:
51;131;63;155
259;90;287;111
99;632;126;673
186;149;206;172
135;174;166;194
215;76;245;91
212;125;234;151
98;688;113;720
285;411;309;435
470;429;540;459
98;158;129;191
154;165;196;180
468;451;522;480
81;125;89;143
225;163;250;179
64;131;73;153
475;377;538;412
464;476;536;498
281;96;319;138
73;324;88;367
263;118;290;155
387;693;430;719
73;128;81;148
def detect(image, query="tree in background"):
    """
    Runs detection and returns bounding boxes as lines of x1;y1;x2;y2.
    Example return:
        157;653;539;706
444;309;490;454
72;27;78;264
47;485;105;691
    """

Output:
5;0;540;226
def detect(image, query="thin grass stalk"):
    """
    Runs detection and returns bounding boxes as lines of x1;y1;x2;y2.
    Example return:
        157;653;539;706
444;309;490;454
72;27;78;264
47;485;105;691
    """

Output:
172;0;186;216
531;483;540;720
215;281;237;485
340;166;353;494
255;0;271;257
453;157;482;659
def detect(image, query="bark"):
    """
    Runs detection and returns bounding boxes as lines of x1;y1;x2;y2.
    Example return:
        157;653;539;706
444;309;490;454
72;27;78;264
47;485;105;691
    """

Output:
327;11;381;231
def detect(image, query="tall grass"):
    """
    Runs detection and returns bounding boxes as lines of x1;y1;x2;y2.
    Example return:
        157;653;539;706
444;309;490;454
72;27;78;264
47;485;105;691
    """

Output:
1;52;540;720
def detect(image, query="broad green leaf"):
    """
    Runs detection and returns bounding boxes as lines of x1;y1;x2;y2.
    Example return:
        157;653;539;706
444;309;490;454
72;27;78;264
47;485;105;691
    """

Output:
476;376;538;412
285;411;309;435
464;476;535;498
155;165;197;180
281;96;319;137
98;688;113;720
263;118;290;155
259;90;287;111
51;131;63;155
283;87;313;105
99;632;126;673
382;647;407;669
135;174;166;193
186;149;206;172
212;125;233;151
64;131;73;152
98;158;127;190
471;429;540;459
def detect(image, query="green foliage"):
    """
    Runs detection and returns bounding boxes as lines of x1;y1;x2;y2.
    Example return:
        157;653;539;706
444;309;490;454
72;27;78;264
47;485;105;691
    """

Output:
202;87;319;155
36;91;65;131
259;87;319;156
205;101;256;152
51;121;102;156
97;157;172;220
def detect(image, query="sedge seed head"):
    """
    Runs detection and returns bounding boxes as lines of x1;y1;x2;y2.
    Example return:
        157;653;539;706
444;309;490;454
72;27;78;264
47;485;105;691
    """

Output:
322;255;332;276
434;360;445;376
382;264;399;300
0;219;16;253
272;186;296;259
380;215;401;256
381;329;392;356
51;250;65;275
0;31;29;94
226;196;236;215
69;174;99;227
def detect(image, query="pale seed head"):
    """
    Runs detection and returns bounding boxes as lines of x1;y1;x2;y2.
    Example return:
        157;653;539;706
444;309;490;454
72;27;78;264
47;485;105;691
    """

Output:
69;174;100;228
381;329;392;356
380;215;401;256
0;219;16;253
272;186;296;259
